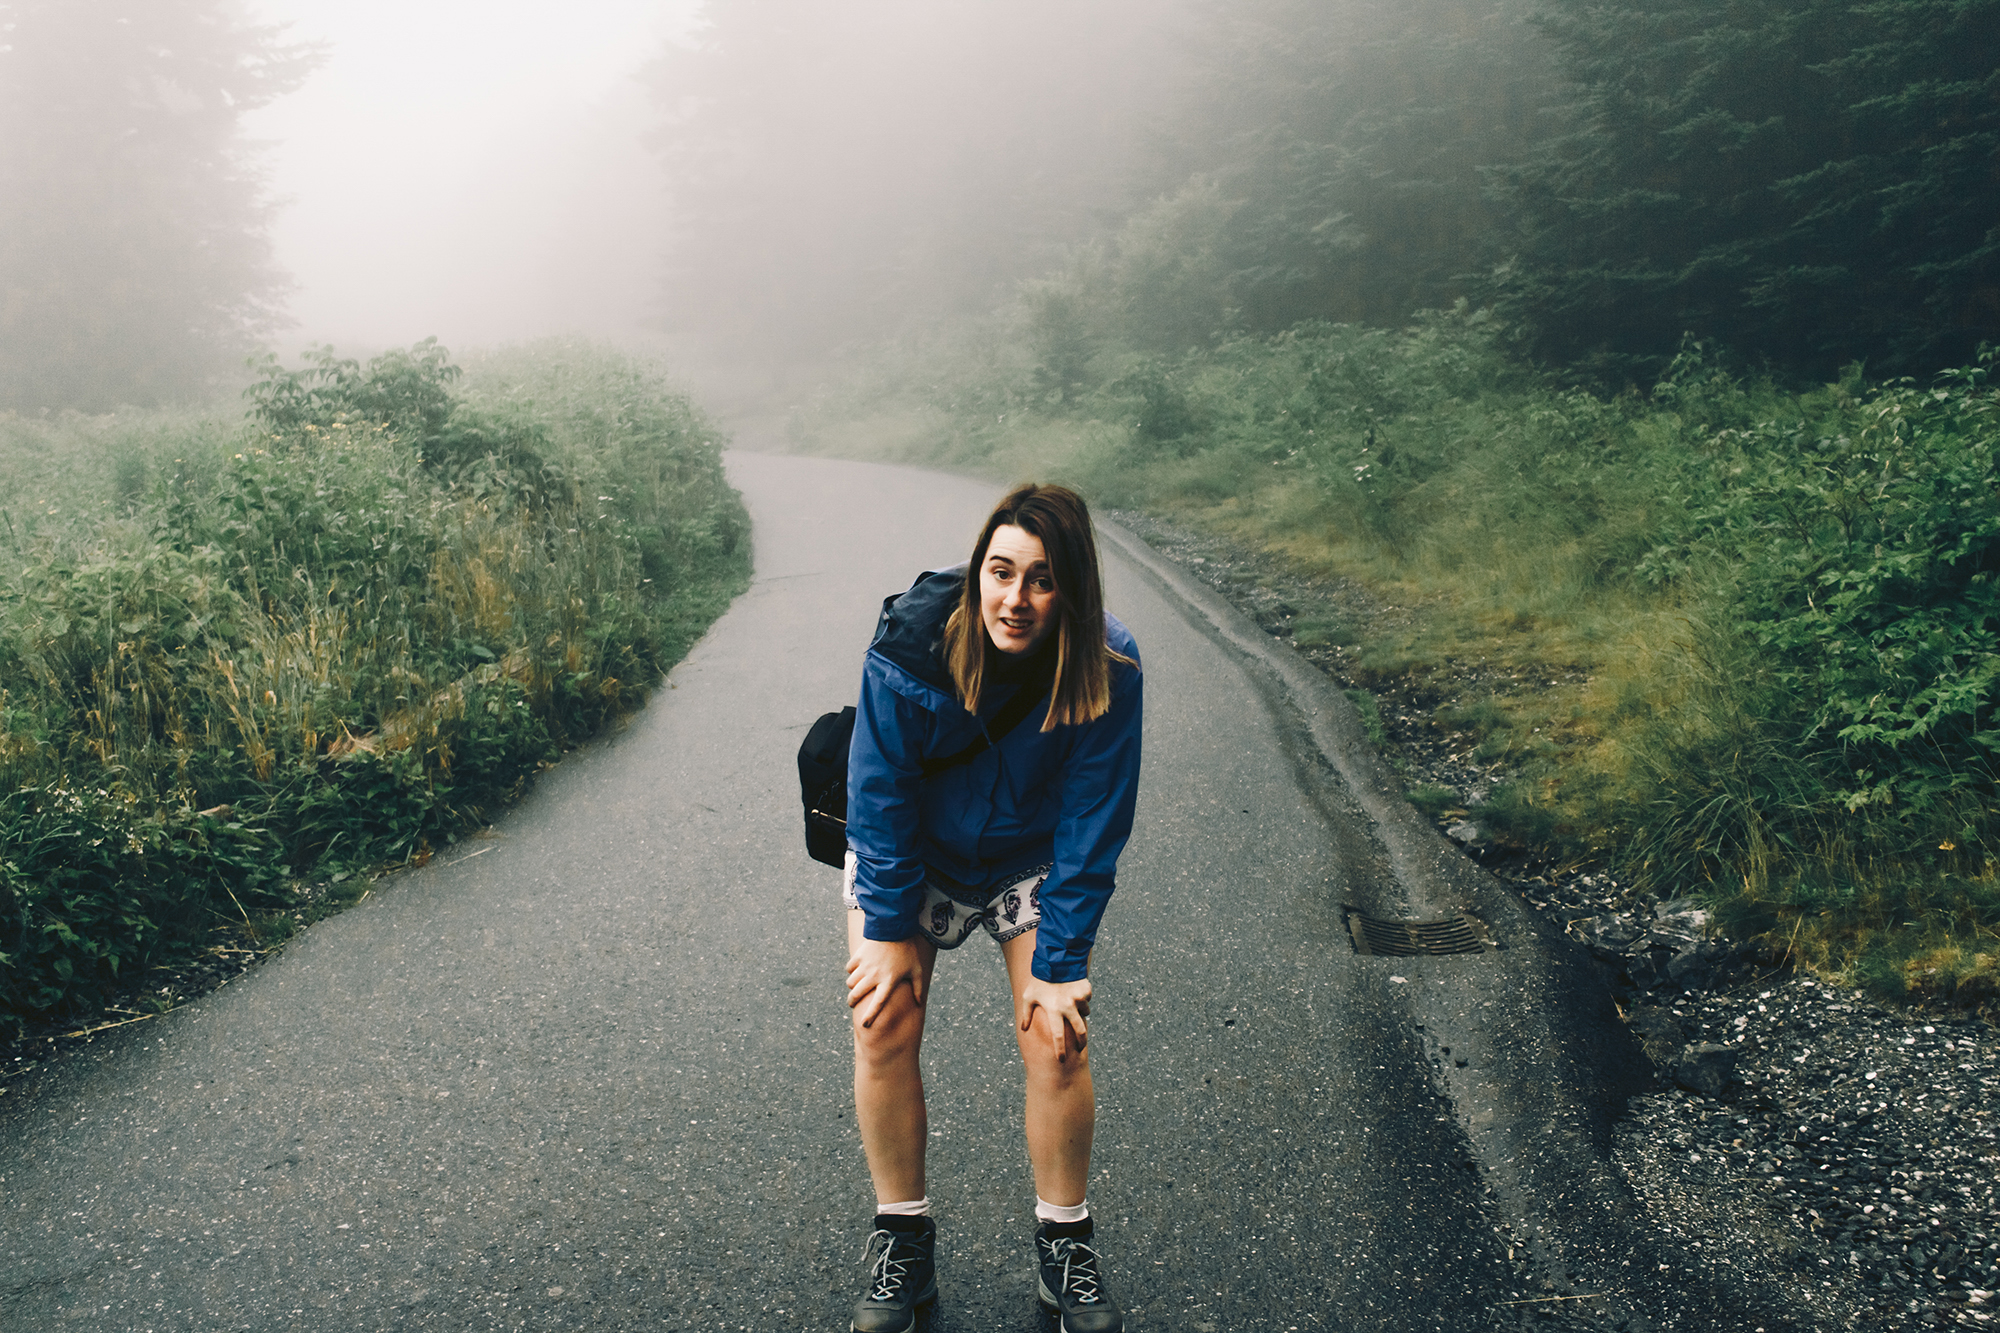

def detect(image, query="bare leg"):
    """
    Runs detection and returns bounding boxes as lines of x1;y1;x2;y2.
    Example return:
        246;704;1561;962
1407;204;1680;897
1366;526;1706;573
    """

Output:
848;909;937;1206
1001;928;1094;1206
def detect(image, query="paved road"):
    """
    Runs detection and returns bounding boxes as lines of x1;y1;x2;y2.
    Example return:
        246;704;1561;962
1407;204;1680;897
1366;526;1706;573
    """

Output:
4;454;1810;1331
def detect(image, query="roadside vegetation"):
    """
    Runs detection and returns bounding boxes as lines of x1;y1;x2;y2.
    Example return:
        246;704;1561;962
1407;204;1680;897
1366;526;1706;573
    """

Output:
0;340;747;1037
787;307;2000;1008
677;0;2000;1011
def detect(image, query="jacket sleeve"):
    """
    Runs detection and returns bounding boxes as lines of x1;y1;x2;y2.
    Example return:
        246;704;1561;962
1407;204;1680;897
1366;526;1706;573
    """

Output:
846;654;933;942
1033;660;1144;982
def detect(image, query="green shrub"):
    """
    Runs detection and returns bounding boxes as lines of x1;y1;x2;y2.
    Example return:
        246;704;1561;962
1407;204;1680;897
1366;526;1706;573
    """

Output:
0;340;747;1034
0;786;281;1018
245;338;461;442
1635;364;2000;871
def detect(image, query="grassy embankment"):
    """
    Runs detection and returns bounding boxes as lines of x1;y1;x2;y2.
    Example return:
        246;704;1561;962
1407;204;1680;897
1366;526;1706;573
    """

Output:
788;310;2000;1005
0;340;748;1036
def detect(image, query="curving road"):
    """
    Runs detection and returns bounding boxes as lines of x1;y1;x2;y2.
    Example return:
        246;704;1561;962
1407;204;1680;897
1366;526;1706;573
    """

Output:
3;453;1815;1331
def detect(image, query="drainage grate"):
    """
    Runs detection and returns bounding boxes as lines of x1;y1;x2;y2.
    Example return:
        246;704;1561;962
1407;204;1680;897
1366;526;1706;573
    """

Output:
1345;910;1489;956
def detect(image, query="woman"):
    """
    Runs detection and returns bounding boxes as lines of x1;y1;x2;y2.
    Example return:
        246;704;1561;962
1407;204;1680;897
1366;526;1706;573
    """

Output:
842;483;1142;1333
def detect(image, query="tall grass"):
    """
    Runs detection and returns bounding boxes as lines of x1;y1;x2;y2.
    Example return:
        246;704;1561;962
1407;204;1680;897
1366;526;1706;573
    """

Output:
788;311;2000;1005
0;339;748;1033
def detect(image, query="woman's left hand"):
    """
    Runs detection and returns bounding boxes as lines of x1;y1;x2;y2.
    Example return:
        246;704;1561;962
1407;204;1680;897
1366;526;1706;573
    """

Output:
1017;975;1092;1063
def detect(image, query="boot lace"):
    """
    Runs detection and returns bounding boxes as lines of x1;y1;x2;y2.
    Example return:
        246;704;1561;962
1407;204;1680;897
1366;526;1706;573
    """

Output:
862;1229;922;1302
1044;1236;1106;1305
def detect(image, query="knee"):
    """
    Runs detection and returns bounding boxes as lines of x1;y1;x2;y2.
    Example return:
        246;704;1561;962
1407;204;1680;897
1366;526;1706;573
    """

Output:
851;993;924;1071
1017;1030;1091;1090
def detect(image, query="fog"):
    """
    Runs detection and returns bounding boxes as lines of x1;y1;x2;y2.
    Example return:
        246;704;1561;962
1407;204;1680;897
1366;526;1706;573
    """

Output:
242;0;699;353
0;0;1205;409
237;0;1198;379
19;0;1948;415
641;0;1196;383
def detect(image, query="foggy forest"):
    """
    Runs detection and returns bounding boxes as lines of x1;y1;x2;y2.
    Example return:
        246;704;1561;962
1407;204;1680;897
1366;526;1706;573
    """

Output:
2;0;1999;1052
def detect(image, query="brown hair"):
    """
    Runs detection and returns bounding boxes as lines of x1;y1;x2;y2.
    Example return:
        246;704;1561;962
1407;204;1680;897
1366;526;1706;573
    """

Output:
943;483;1132;729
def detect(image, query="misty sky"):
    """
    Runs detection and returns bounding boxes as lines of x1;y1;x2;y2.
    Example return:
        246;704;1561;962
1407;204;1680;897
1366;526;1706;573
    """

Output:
243;0;700;354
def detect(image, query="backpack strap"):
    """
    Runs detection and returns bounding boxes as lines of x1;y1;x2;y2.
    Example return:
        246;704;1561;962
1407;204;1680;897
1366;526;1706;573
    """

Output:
798;658;1052;868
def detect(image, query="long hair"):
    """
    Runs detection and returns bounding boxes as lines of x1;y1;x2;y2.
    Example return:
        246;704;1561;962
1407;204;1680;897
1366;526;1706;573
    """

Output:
943;483;1132;729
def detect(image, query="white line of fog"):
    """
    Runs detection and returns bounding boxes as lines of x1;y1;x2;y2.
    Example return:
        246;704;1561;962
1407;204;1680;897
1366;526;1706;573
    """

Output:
242;0;701;352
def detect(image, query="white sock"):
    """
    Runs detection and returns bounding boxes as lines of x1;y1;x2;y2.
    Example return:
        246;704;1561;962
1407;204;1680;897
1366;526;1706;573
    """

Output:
876;1197;931;1218
1034;1197;1089;1224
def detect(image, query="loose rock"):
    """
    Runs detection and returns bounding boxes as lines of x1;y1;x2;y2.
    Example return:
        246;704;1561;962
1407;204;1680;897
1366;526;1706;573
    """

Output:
1671;1041;1737;1096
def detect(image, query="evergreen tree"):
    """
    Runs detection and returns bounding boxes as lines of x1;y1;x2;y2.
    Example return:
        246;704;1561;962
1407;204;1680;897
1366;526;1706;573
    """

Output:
1148;0;1556;334
1492;0;2000;381
0;0;319;411
1776;0;2000;372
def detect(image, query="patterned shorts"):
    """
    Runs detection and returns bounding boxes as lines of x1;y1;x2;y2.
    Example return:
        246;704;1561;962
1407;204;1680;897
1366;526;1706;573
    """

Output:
843;851;1048;948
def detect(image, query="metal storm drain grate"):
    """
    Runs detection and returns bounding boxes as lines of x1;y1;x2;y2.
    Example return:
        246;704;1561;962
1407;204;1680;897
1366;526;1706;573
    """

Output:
1345;911;1490;957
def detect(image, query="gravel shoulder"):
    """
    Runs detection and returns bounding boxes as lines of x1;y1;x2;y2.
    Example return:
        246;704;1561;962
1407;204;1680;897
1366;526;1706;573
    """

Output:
1109;507;2000;1332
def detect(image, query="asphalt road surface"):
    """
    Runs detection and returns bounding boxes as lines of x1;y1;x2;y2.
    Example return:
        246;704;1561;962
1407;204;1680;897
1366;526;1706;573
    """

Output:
3;454;1815;1332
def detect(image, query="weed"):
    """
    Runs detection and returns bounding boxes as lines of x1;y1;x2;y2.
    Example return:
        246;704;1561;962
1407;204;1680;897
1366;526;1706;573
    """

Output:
1345;688;1389;750
1406;784;1463;820
0;340;748;1034
1291;614;1357;650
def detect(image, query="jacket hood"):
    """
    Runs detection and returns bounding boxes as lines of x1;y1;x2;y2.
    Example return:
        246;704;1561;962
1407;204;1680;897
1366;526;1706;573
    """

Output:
869;564;965;695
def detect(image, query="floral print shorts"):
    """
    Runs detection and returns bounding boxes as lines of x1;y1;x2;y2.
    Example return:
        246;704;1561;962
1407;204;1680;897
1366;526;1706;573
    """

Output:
842;851;1048;947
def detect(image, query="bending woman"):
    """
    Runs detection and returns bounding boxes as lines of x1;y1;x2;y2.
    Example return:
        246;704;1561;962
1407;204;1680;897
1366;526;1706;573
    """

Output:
842;483;1142;1333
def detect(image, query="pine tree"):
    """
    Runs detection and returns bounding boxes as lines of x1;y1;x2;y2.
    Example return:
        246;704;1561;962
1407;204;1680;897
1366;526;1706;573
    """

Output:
1772;0;2000;372
0;0;320;410
1492;0;2000;381
1151;0;1557;332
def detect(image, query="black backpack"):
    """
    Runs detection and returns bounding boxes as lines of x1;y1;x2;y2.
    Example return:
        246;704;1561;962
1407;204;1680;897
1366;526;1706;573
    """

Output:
798;707;860;867
796;681;1049;868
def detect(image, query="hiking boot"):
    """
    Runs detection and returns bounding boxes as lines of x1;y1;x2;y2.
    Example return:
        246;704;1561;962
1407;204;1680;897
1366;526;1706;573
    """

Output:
1035;1219;1123;1333
851;1215;937;1333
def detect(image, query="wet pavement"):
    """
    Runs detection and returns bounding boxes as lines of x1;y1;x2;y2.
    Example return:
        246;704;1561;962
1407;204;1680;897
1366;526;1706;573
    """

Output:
2;453;1834;1330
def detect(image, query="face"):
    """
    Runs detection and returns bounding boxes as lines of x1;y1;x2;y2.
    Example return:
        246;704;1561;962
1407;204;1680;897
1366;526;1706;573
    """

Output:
979;524;1060;655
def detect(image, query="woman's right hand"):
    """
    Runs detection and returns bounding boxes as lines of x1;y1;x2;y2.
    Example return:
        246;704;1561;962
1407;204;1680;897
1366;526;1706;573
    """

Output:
845;935;929;1028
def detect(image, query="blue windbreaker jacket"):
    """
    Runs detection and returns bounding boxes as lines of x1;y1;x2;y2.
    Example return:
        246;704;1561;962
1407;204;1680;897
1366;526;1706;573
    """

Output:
846;565;1143;983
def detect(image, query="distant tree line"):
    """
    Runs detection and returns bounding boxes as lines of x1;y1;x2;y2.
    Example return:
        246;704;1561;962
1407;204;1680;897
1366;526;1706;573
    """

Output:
4;0;1993;410
1497;0;2000;381
654;0;2000;383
